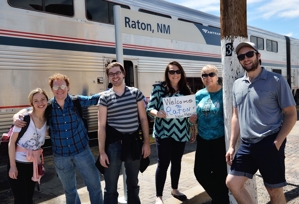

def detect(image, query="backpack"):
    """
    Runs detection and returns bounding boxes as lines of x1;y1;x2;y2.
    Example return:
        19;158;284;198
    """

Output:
45;95;88;135
0;114;31;156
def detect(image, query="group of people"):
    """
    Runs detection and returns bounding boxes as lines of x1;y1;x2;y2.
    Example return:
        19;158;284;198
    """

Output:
7;41;296;204
11;73;103;204
146;61;229;204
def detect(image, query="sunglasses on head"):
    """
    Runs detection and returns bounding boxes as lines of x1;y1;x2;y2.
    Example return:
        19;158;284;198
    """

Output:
202;72;216;78
168;70;182;75
52;84;67;91
237;51;256;61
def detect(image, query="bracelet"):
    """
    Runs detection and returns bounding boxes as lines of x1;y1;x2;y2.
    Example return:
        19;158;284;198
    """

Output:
188;118;195;126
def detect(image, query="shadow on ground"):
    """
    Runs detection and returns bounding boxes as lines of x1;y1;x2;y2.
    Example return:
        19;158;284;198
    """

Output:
0;140;197;203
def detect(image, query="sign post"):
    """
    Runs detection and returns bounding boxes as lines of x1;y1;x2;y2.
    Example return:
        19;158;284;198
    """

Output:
114;5;127;204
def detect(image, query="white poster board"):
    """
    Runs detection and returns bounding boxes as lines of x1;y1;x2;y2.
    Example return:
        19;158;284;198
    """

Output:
162;95;196;118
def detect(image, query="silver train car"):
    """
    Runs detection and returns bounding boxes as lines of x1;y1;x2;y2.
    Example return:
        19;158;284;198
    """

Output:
1;0;299;136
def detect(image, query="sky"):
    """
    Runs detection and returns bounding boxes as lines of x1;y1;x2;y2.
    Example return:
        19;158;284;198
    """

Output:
166;0;299;39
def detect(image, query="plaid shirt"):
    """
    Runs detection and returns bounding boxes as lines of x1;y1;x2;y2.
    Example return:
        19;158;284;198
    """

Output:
49;94;100;156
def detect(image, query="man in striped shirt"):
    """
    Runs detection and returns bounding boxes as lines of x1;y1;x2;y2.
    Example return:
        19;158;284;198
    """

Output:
98;62;151;204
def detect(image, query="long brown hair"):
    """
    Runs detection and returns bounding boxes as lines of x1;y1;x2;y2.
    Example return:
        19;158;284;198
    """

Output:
163;61;191;95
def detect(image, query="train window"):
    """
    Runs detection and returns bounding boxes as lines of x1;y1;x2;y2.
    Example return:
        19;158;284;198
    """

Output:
9;0;42;11
257;38;264;50
208;25;220;29
250;36;264;50
272;69;281;74
86;0;129;24
266;39;278;52
139;9;171;18
8;0;74;16
45;0;73;16
186;78;204;93
178;18;203;25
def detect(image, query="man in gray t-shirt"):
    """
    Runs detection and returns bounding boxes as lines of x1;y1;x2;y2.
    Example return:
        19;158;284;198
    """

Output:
225;42;297;204
97;62;151;204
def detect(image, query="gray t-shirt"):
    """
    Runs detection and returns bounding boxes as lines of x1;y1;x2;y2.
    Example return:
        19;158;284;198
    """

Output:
232;67;296;143
98;86;144;133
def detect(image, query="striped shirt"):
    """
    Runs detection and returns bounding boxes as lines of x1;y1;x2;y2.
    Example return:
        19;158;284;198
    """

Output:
98;86;144;133
50;94;100;156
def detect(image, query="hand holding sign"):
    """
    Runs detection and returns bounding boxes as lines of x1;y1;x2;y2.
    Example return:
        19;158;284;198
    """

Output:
162;95;196;118
156;110;166;118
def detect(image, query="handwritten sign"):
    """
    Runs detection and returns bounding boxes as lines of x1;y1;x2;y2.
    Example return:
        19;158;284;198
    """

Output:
162;95;196;118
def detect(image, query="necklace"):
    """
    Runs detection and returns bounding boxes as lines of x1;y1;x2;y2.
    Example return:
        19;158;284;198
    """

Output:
32;114;44;124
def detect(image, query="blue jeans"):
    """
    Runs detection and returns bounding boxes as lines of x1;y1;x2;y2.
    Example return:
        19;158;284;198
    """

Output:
104;141;140;204
53;147;103;204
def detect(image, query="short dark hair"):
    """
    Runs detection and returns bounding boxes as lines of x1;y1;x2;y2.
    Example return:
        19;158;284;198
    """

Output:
106;62;126;76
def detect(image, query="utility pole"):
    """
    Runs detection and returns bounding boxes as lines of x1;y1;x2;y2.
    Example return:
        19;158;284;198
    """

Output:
220;0;257;203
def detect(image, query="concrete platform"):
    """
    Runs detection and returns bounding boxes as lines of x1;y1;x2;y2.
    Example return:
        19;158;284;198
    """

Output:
1;121;299;203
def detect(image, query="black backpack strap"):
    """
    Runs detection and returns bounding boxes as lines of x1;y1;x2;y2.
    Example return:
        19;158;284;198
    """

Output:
70;95;88;130
16;114;30;143
45;98;53;126
70;95;83;118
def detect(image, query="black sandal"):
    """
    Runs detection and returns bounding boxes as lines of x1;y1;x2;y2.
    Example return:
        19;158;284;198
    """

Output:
171;192;187;201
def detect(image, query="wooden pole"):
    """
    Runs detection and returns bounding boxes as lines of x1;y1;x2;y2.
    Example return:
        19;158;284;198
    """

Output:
220;0;258;203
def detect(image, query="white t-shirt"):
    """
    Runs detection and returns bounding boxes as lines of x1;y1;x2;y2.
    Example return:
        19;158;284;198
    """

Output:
13;117;46;162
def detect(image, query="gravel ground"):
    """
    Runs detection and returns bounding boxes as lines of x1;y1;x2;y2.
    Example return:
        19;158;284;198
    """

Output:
256;173;299;204
204;120;299;204
201;173;299;204
253;128;299;204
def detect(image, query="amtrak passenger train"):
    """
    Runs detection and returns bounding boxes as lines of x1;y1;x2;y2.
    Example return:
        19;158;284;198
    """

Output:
0;0;298;136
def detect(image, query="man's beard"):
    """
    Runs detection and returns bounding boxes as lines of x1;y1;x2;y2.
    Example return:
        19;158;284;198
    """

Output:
242;56;259;73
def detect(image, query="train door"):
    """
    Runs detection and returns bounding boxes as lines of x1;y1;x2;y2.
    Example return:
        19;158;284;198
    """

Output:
123;60;134;87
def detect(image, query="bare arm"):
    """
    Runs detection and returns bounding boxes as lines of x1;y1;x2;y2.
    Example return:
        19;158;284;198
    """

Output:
149;109;166;118
8;132;19;179
13;109;30;128
226;107;240;165
188;114;197;143
189;126;196;143
97;105;109;167
137;100;151;158
275;105;297;150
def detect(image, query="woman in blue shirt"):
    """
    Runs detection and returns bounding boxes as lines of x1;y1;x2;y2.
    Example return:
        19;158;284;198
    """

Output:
194;64;229;203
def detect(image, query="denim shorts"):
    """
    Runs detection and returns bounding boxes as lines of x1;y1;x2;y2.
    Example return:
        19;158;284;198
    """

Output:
230;132;286;188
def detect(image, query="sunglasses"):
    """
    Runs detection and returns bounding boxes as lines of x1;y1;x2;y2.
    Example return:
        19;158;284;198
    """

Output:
202;72;216;78
52;84;67;91
168;70;182;75
108;71;122;77
237;51;256;61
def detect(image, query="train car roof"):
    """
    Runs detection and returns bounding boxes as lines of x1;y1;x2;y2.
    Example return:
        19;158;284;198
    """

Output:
107;0;220;27
108;0;299;43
